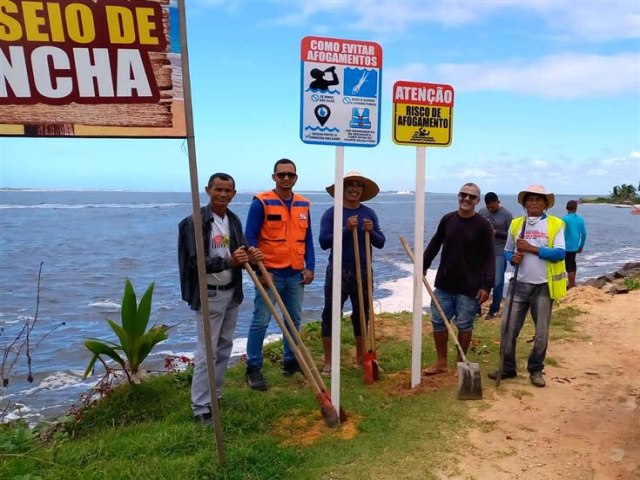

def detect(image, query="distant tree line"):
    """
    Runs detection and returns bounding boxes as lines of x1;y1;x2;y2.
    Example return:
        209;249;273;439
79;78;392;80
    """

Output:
581;181;639;204
609;182;639;204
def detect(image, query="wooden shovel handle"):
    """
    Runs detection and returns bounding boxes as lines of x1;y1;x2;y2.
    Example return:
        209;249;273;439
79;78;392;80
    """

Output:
352;229;368;343
254;260;326;390
243;263;322;395
399;236;469;363
364;231;375;351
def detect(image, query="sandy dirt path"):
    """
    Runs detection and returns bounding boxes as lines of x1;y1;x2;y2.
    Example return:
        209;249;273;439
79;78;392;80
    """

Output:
445;287;640;480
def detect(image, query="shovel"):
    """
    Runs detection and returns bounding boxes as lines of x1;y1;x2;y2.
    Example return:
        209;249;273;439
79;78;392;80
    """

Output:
364;230;380;382
496;220;527;387
244;262;342;428
353;229;374;384
400;236;483;400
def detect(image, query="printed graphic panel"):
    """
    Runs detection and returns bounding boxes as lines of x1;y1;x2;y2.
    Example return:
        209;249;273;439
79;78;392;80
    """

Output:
392;81;454;147
300;36;382;147
0;0;187;138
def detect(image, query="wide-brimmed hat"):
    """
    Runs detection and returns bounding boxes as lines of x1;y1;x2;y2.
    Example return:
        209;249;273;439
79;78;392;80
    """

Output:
326;170;380;202
517;184;555;208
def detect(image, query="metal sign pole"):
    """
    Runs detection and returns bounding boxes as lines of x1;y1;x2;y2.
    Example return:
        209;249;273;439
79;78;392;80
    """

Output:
411;147;426;388
330;146;345;414
178;0;225;464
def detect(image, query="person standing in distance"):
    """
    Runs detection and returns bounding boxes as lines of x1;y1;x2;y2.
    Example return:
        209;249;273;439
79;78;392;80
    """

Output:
562;200;587;289
478;192;513;318
178;173;262;425
488;185;567;388
422;183;495;376
244;159;315;390
319;171;385;375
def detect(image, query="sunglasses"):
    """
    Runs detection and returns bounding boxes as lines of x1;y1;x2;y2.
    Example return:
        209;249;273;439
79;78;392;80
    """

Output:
345;181;364;188
458;192;478;201
275;172;297;179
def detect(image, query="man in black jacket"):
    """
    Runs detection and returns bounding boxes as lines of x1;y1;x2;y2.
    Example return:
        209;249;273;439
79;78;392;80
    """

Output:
178;172;261;425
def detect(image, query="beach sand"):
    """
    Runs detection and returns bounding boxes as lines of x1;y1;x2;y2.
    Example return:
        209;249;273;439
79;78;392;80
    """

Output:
445;287;640;480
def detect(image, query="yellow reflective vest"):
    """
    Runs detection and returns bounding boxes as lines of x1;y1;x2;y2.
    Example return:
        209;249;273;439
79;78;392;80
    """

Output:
510;215;567;299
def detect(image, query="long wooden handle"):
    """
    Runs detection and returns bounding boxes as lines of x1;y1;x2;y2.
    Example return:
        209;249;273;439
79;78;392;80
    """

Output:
255;260;325;390
352;229;368;342
399;236;468;363
364;231;375;350
243;263;322;395
496;219;527;385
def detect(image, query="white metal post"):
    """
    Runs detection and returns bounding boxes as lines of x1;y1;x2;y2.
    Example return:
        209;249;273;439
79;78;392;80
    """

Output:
330;146;345;413
411;147;426;388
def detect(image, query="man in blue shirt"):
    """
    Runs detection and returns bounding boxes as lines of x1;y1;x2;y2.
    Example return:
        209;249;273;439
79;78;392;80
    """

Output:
563;200;587;289
318;171;385;375
244;159;315;391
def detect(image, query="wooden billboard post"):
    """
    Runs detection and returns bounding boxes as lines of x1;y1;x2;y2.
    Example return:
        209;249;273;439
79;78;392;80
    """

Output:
178;0;226;465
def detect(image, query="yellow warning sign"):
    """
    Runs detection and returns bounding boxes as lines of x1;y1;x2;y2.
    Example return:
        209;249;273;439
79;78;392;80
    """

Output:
392;81;454;147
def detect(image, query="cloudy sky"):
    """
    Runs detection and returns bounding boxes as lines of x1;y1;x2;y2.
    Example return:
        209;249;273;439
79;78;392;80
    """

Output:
1;0;638;194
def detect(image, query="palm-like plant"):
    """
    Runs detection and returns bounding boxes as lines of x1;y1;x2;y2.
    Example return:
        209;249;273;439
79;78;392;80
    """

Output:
83;280;170;384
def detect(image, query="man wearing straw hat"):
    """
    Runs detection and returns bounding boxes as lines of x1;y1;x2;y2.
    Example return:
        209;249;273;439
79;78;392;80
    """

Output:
488;184;567;388
319;171;386;375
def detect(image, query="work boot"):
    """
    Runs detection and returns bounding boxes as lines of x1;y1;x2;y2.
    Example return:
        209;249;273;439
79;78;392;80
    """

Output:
530;371;546;387
193;411;213;426
245;368;268;391
282;359;302;376
487;369;517;380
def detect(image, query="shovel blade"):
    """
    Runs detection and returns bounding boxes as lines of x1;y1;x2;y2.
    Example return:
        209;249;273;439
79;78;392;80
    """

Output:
369;351;380;381
456;361;483;400
363;356;375;385
316;391;340;428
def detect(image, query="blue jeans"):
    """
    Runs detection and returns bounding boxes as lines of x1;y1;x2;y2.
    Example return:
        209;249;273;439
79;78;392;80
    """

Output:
430;289;477;333
489;255;507;314
501;281;552;375
246;271;304;370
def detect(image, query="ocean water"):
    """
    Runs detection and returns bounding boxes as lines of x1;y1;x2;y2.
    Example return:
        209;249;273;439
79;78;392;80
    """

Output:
1;190;638;423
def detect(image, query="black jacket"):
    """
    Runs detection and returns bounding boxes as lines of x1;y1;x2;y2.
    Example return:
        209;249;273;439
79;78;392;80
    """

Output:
178;206;246;310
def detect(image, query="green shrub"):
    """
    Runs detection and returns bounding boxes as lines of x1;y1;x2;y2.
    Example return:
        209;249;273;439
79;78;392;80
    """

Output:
83;279;170;384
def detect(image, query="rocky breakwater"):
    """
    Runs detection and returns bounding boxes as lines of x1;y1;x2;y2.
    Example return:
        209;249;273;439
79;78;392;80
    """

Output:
582;261;640;295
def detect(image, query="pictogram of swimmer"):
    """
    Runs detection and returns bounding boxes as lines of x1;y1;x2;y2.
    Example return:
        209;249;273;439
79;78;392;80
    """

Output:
309;66;339;91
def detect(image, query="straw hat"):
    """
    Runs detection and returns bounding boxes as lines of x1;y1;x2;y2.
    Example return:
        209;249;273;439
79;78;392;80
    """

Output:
326;170;380;202
517;184;555;208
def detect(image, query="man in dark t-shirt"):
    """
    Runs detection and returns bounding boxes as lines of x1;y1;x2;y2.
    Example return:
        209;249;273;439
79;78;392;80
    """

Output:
422;182;495;376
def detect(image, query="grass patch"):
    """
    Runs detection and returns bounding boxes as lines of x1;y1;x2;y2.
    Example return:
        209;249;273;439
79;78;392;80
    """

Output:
1;306;586;479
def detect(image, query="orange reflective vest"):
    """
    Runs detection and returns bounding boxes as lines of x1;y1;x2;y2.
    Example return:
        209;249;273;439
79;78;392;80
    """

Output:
256;191;310;270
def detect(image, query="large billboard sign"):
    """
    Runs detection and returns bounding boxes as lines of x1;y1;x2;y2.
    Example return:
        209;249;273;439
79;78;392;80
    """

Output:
0;0;186;138
300;36;382;147
392;81;454;147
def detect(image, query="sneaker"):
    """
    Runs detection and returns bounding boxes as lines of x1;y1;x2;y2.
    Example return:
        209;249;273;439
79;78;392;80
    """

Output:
487;369;517;380
245;369;268;391
193;411;213;426
530;371;546;387
282;359;302;376
485;311;498;320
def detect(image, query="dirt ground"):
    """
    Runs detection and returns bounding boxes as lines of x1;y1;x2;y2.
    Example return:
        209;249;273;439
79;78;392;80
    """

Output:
446;287;640;480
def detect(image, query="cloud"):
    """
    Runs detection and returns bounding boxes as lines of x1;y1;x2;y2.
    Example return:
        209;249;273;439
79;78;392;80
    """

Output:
385;53;640;99
631;151;640;159
266;0;640;41
533;159;548;168
459;168;494;179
